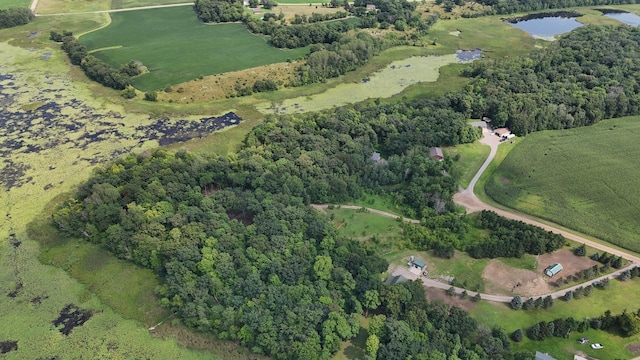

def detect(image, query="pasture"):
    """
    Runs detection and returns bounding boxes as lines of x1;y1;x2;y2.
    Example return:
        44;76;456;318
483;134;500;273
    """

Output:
486;116;640;253
472;278;640;359
79;6;307;91
1;0;31;9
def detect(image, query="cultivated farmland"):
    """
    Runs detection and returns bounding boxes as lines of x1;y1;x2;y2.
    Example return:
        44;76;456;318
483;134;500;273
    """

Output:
486;116;640;253
79;6;307;91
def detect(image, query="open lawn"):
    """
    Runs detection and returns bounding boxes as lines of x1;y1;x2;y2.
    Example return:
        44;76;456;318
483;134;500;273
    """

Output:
325;207;405;245
486;116;640;253
79;6;307;91
445;137;491;189
1;0;31;9
471;279;640;359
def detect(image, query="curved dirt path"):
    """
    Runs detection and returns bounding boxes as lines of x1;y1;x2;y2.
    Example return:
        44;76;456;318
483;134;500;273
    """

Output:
453;127;640;264
35;2;194;16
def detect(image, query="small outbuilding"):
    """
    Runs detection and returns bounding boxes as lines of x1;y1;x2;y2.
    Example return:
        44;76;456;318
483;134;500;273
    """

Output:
412;259;426;270
371;151;381;162
494;127;510;137
544;263;563;277
535;351;557;360
384;274;408;286
429;147;443;161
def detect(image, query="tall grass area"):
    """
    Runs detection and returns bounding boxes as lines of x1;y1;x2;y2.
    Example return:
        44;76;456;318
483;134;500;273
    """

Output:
471;279;640;359
486;116;640;253
110;0;193;9
79;7;307;91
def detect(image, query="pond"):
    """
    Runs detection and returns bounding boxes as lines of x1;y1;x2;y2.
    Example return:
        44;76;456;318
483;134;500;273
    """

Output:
508;15;583;40
257;52;482;115
603;11;640;26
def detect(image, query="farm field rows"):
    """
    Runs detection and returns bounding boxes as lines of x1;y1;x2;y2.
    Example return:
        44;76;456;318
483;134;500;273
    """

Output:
79;6;307;91
486;116;640;253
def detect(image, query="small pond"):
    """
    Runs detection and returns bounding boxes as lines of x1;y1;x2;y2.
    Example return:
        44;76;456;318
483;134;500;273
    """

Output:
507;13;583;40
603;11;640;26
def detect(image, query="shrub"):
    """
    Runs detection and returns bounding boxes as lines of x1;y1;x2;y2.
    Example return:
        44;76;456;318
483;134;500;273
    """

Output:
510;295;523;310
121;86;136;99
144;91;157;101
511;328;523;342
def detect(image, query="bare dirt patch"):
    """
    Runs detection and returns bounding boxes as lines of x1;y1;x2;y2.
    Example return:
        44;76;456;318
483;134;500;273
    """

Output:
537;250;600;279
626;342;640;355
499;176;511;185
425;287;478;312
160;61;301;103
275;4;347;20
482;260;549;297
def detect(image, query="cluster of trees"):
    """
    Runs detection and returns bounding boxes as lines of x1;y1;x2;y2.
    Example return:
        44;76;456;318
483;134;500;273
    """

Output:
618;265;640;281
523;308;640;341
193;0;245;23
467;210;565;258
590;251;624;269
51;31;141;90
290;11;348;24
459;26;640;135
349;0;437;31
510;295;553;310
439;0;635;17
0;7;34;29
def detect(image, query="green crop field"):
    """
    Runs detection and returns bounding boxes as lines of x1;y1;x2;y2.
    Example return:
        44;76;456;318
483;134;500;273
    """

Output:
79;7;307;91
486;116;640;253
472;279;640;359
1;0;31;8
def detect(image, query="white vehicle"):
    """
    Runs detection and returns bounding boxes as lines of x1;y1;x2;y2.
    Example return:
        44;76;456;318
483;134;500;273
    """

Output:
591;343;603;349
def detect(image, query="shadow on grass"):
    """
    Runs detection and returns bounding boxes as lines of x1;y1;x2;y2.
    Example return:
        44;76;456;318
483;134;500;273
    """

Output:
343;327;369;359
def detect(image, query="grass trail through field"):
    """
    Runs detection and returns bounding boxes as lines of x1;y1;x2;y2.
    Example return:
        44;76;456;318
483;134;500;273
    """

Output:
34;2;193;15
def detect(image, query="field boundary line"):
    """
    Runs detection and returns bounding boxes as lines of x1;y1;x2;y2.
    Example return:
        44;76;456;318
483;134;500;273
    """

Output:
35;2;194;16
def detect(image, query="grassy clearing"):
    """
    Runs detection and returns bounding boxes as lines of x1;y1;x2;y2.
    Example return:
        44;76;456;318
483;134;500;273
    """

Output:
444;137;491;189
110;0;193;9
79;6;307;91
486;116;640;253
325;207;405;245
471;279;640;359
344;193;406;216
35;0;110;14
428;251;488;291
1;0;31;9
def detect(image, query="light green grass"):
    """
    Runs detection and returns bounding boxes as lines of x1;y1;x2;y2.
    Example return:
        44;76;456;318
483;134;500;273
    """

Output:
257;54;462;114
486;116;640;253
79;7;307;91
110;0;193;10
427;251;488;291
0;0;31;9
326;207;405;243
471;279;640;359
499;254;537;271
344;193;406;216
444;137;491;189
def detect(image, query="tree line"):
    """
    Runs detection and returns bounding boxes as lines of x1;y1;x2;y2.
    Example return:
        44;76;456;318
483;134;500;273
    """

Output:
439;0;635;17
0;7;34;29
50;31;142;90
458;25;640;135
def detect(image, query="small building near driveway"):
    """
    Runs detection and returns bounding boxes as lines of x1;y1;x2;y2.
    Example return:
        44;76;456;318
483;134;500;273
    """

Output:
494;127;511;137
544;263;563;277
535;351;557;360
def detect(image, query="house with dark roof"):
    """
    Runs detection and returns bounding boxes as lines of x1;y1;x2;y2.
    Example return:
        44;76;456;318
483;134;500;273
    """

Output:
384;274;408;285
429;147;443;161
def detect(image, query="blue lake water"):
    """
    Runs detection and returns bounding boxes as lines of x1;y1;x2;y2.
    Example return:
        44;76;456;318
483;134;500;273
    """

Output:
456;49;482;61
604;12;640;26
509;17;583;38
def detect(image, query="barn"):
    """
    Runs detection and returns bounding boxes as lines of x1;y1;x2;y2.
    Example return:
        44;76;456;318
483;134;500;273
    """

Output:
544;263;563;277
429;147;443;161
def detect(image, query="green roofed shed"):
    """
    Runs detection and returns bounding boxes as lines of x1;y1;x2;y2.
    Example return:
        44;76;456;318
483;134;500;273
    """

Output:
413;259;426;269
544;263;563;277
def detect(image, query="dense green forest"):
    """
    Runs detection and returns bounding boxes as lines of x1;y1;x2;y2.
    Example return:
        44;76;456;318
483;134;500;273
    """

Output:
458;25;640;135
0;7;34;29
439;0;636;17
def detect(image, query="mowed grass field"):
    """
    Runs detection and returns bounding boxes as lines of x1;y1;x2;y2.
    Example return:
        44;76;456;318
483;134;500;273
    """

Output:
1;0;31;8
472;278;640;359
486;116;640;253
79;6;307;91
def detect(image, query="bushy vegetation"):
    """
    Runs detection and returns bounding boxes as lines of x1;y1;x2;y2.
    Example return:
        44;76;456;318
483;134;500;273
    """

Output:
461;25;640;135
51;31;137;90
438;0;635;17
467;210;565;258
194;0;245;22
0;7;33;29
